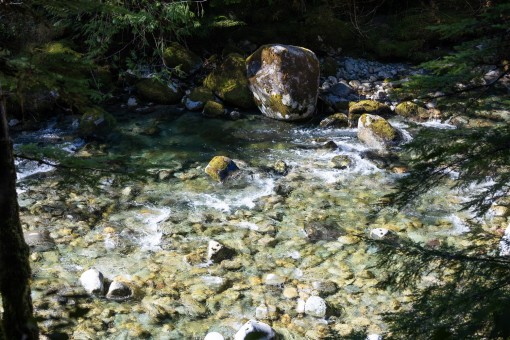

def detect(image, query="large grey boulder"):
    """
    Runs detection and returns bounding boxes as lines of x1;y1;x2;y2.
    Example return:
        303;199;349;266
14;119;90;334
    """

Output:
246;44;320;121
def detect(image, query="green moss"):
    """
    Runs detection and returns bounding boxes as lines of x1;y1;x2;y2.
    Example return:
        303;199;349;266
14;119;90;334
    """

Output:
320;113;349;128
205;156;238;182
395;101;429;119
79;106;116;137
189;87;215;103
349;100;392;116
203;53;255;109
360;114;397;141
135;78;183;104
203;101;225;117
163;42;201;73
269;93;291;116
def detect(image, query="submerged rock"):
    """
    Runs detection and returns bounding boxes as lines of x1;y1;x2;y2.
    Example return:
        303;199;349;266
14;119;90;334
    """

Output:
319;113;349;128
304;296;327;318
24;230;55;252
234;320;276;340
205;156;239;182
273;160;289;175
204;53;254;108
357;114;399;152
247;44;320;121
304;222;344;242
329;155;353;169
79;269;104;295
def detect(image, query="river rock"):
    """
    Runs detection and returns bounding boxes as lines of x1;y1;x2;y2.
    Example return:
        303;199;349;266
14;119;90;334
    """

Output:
79;269;104;295
184;87;216;111
135;78;183;104
79;106;116;138
329;155;353;169
106;280;132;301
207;240;235;263
234;320;276;340
204;53;255;108
369;228;393;240
203;101;226;118
204;332;225;340
24;230;55;252
246;44;320;121
205;156;239;182
304;296;327;317
273;160;289;175
163;42;201;74
357;114;399;152
348;100;392;127
320;113;349;128
304;222;344;242
395;101;428;120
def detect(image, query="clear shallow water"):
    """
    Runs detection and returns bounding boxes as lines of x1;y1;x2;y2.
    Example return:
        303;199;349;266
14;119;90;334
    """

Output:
14;109;478;339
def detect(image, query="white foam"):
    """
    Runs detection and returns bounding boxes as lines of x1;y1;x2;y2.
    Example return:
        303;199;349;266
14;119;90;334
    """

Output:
419;119;456;130
136;206;171;251
448;214;470;234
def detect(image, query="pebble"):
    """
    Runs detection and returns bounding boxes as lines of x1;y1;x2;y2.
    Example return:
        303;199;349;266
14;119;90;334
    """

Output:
264;273;285;286
283;286;298;299
207;240;235;263
304;296;327;318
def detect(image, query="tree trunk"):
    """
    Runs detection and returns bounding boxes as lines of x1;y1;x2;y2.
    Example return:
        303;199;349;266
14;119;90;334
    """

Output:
0;89;39;339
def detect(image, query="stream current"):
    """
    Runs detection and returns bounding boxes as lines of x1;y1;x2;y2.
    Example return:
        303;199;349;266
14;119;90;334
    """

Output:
13;107;474;339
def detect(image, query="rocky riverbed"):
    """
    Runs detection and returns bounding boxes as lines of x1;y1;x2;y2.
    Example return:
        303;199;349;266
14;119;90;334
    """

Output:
8;56;507;339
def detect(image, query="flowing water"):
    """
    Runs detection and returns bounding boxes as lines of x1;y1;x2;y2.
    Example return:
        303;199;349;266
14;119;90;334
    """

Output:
13;107;480;339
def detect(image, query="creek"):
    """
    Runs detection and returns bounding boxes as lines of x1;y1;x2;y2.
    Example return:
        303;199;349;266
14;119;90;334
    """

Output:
14;106;473;339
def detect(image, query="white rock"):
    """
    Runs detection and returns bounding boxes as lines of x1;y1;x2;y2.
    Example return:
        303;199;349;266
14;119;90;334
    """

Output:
296;298;306;313
127;97;138;107
264;273;285;286
204;332;225;340
234;320;276;340
367;334;382;340
80;269;104;295
256;304;269;319
304;296;327;318
369;228;390;240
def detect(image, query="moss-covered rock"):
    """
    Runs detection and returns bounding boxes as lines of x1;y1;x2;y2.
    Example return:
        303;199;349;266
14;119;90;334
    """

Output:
163;42;201;73
205;156;239;182
79;106;116;138
348;100;392;127
203;53;255;109
357;114;399;152
395;101;429;120
184;87;216;111
319;113;349;128
202;101;225;118
349;100;392;116
246;44;320;121
135;78;183;104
